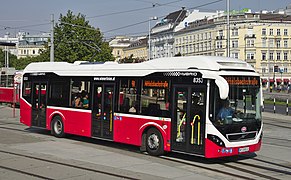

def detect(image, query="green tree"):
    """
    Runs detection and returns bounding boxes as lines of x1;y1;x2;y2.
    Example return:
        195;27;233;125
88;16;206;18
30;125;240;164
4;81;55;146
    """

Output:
52;10;114;62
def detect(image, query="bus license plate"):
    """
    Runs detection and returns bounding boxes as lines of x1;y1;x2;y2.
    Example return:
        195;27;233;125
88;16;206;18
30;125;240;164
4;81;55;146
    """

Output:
239;147;249;153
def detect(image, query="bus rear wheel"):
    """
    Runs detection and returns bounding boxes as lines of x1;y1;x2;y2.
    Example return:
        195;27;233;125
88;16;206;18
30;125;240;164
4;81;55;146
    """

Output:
51;116;65;138
146;128;164;156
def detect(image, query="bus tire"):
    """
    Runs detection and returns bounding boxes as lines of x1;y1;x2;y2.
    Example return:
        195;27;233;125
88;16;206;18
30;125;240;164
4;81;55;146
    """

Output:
51;116;65;138
146;128;164;156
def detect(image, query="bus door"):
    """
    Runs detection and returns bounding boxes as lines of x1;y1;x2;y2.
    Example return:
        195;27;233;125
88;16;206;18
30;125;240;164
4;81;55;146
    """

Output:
92;83;115;140
171;85;206;155
31;82;47;128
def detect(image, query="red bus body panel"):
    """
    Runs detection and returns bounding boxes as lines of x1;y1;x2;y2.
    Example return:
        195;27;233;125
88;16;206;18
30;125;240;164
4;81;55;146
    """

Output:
113;114;171;152
204;138;262;158
46;107;92;137
20;98;31;126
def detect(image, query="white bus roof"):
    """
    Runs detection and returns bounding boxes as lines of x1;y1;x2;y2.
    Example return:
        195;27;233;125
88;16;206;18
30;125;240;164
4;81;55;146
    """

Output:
24;56;257;77
24;56;259;99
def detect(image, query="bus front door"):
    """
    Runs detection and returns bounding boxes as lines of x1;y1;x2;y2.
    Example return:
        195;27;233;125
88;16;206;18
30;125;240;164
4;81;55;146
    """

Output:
92;84;114;140
171;86;206;156
31;82;47;128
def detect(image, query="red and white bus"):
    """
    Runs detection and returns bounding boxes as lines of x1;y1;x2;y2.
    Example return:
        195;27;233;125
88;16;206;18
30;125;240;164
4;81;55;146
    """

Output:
20;56;262;158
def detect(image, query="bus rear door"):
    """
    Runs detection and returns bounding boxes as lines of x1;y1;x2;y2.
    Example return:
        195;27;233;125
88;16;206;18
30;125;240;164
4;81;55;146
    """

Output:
171;85;206;156
92;83;115;140
31;82;47;128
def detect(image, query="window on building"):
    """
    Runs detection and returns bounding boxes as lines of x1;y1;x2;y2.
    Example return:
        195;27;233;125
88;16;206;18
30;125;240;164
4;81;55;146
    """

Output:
277;52;281;60
284;68;288;73
262;68;266;73
231;52;239;59
141;79;170;117
284;29;288;36
277;29;281;36
284;52;288;60
262;52;266;60
218;30;223;37
262;38;266;47
216;41;222;49
232;29;238;36
276;40;281;48
246;39;254;47
269;29;273;36
189;44;193;53
246;52;255;60
232;40;238;48
284;40;288;48
269;52;274;60
269;39;274;47
262;28;266;36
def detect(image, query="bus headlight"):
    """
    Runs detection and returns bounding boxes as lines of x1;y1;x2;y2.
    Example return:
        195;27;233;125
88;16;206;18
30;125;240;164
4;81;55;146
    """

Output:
207;134;225;147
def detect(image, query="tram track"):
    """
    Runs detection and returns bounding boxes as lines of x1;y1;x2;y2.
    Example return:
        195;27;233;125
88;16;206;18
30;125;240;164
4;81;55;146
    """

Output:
161;155;257;180
263;122;291;129
163;153;291;180
0;150;139;180
0;165;53;180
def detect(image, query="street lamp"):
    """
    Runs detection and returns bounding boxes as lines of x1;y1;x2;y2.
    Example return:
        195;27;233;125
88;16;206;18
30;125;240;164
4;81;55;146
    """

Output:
148;16;158;60
226;0;230;57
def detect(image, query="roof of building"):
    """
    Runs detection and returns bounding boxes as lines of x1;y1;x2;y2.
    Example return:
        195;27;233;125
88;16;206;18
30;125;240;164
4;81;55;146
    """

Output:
153;9;187;29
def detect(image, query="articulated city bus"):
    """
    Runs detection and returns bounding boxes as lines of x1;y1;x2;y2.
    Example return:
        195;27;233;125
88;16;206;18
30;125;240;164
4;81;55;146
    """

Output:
20;56;262;158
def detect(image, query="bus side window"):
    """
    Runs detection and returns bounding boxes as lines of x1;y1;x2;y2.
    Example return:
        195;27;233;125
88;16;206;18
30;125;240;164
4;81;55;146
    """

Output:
141;87;170;117
118;79;138;113
70;79;90;109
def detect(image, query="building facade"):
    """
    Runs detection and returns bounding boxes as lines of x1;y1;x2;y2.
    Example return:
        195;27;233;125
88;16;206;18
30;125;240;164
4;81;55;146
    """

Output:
150;9;187;59
0;32;49;59
17;33;49;59
123;38;148;61
174;12;291;83
109;36;132;61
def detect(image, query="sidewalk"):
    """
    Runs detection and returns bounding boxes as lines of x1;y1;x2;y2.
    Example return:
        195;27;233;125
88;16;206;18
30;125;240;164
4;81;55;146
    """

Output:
262;111;290;121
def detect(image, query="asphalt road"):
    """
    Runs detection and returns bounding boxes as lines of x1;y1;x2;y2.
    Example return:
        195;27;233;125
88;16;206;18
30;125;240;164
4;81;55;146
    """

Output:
0;106;290;179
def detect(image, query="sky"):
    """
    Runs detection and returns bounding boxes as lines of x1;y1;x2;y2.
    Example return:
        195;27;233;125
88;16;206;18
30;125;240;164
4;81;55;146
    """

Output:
0;0;290;39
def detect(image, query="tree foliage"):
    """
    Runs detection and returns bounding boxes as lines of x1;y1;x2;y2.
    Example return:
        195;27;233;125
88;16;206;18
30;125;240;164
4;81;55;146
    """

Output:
5;10;114;70
53;10;114;62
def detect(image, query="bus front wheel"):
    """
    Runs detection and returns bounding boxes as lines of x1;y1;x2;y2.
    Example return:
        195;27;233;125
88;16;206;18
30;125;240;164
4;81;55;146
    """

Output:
51;116;65;138
146;128;164;156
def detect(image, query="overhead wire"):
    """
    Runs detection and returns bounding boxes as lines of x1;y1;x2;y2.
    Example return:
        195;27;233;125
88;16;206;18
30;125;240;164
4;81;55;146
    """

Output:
103;0;224;36
87;0;183;19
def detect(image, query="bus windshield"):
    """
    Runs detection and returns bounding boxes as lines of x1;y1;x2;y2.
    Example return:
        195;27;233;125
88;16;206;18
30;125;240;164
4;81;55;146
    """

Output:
214;85;261;125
